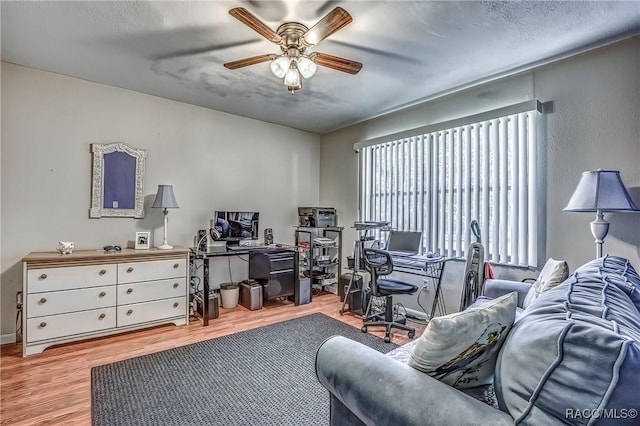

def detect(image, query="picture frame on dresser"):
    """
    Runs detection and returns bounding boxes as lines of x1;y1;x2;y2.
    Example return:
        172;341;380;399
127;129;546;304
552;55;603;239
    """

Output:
135;232;150;250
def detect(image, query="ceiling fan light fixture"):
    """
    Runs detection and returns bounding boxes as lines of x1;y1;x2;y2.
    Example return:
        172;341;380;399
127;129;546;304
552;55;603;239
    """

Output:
297;56;317;79
287;84;302;95
225;7;360;94
270;55;290;78
284;66;301;87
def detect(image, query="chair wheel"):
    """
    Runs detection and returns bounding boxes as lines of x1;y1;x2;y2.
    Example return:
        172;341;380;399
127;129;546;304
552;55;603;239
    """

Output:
408;331;415;339
384;336;391;343
361;326;368;333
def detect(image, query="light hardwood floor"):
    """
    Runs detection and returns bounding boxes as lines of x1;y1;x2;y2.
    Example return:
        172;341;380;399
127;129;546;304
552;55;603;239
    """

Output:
1;293;423;425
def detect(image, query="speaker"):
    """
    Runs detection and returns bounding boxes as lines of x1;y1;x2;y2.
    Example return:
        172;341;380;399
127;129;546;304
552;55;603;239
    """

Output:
264;228;274;245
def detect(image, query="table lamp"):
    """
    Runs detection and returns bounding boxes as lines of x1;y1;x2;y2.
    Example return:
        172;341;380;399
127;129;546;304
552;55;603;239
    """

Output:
564;170;638;258
152;185;179;250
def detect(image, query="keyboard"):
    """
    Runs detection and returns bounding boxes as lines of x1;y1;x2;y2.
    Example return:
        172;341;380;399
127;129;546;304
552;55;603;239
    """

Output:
392;254;445;270
387;250;416;258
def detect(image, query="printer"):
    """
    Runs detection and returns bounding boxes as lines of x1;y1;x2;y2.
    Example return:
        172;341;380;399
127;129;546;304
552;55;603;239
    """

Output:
298;207;337;228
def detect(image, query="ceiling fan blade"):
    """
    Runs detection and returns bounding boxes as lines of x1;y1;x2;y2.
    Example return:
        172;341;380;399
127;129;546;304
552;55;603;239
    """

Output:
224;54;277;70
311;52;362;75
303;7;352;46
229;8;282;44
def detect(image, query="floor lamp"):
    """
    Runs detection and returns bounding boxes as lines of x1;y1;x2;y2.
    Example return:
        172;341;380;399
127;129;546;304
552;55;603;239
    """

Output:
564;170;638;258
152;185;179;250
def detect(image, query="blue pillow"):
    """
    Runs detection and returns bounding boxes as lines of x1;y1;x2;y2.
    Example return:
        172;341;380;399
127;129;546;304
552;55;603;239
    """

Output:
495;255;640;425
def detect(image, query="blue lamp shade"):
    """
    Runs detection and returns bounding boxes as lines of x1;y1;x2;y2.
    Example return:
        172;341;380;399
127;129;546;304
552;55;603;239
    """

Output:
564;170;638;212
152;185;179;209
564;170;638;259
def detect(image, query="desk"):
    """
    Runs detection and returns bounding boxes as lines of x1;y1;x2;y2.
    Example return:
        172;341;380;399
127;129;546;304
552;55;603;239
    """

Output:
191;246;297;325
392;255;456;319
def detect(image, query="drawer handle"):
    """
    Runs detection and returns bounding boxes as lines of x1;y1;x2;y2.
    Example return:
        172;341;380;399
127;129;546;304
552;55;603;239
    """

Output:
173;302;179;308
127;267;134;273
98;291;106;298
39;297;47;304
126;288;133;294
39;322;47;328
99;269;107;276
98;313;106;320
173;263;180;269
126;309;133;315
39;273;48;280
173;282;179;288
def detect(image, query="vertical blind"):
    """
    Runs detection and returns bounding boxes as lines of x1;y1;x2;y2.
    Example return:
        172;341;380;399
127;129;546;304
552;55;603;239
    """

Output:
358;102;542;267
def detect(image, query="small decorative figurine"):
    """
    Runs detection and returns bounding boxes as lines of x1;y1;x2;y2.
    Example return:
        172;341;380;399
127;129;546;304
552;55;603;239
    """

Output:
57;241;74;254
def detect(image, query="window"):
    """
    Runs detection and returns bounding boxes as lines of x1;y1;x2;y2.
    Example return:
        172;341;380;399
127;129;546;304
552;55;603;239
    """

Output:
357;101;543;267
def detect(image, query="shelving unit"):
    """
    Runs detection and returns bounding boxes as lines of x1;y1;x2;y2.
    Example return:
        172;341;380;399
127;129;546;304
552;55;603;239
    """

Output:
294;226;343;296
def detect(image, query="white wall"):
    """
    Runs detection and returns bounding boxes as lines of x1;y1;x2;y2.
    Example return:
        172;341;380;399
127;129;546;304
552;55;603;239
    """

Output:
320;37;640;314
0;62;321;337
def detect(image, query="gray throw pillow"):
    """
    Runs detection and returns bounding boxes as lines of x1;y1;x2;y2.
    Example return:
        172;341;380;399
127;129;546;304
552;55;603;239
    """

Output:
408;292;517;389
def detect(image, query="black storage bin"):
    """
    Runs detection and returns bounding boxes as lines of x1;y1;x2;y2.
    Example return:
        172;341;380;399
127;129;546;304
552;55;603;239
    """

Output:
195;291;219;320
339;273;364;314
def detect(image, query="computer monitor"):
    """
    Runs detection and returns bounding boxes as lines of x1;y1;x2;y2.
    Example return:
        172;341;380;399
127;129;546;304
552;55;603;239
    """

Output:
385;230;422;256
211;211;259;242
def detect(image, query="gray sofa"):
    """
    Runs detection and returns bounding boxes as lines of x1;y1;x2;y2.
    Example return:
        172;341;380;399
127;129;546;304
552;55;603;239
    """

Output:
316;255;640;425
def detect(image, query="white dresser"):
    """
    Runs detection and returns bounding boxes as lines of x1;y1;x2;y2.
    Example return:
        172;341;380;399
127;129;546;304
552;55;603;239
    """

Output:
22;247;190;356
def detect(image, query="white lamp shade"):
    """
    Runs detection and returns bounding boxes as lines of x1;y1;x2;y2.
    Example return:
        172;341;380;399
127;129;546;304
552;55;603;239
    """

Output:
152;185;179;209
297;56;317;79
564;170;638;212
270;56;290;79
284;67;301;87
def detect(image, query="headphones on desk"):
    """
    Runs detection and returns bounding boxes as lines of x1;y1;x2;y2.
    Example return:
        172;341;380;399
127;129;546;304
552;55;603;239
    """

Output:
210;227;221;240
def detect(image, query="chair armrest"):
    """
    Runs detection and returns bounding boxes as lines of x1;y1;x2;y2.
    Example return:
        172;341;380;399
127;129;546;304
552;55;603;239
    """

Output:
482;279;532;307
315;336;513;426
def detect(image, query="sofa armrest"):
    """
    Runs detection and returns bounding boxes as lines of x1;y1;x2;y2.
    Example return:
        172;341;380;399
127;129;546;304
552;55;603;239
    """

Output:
482;279;532;308
315;336;513;426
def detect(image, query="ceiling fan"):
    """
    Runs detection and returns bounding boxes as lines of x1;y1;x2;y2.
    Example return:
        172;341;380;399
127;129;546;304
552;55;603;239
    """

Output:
224;7;363;94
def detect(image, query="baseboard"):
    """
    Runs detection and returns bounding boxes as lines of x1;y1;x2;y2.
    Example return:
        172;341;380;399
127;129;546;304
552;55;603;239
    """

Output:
1;333;17;345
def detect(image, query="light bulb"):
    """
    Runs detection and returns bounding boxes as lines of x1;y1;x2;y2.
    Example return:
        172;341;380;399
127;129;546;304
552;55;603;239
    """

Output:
297;56;317;79
270;56;290;79
284;67;301;87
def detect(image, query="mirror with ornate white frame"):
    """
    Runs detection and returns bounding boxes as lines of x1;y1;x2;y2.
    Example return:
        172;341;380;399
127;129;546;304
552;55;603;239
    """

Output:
89;143;146;218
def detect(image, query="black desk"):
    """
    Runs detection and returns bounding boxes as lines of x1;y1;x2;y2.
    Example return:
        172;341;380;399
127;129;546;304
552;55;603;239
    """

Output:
191;245;298;325
391;254;456;319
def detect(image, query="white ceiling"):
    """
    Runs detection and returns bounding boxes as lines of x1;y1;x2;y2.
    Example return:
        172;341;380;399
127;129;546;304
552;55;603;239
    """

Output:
2;1;639;134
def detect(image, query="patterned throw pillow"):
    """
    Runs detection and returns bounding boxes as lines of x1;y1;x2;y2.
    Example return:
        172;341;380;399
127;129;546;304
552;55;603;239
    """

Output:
408;292;517;389
522;258;568;308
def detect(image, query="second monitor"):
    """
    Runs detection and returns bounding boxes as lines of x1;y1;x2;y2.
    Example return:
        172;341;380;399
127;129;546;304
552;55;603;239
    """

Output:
385;230;422;257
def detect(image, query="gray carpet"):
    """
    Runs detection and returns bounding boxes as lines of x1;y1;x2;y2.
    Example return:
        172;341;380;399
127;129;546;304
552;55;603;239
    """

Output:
91;313;397;426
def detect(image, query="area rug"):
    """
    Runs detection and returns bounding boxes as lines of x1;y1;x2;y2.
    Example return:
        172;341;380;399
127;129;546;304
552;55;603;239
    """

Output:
91;313;397;426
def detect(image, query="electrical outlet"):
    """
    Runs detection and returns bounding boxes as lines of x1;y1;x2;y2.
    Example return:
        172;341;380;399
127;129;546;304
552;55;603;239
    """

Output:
422;279;430;291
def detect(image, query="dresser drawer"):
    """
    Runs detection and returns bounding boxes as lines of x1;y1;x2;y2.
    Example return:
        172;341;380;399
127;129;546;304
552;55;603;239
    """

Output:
27;285;116;318
26;307;116;343
117;297;186;327
117;259;186;284
28;264;117;293
117;278;186;305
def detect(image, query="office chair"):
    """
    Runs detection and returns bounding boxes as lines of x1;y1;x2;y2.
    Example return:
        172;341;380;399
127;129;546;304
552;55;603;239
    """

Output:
361;248;418;342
